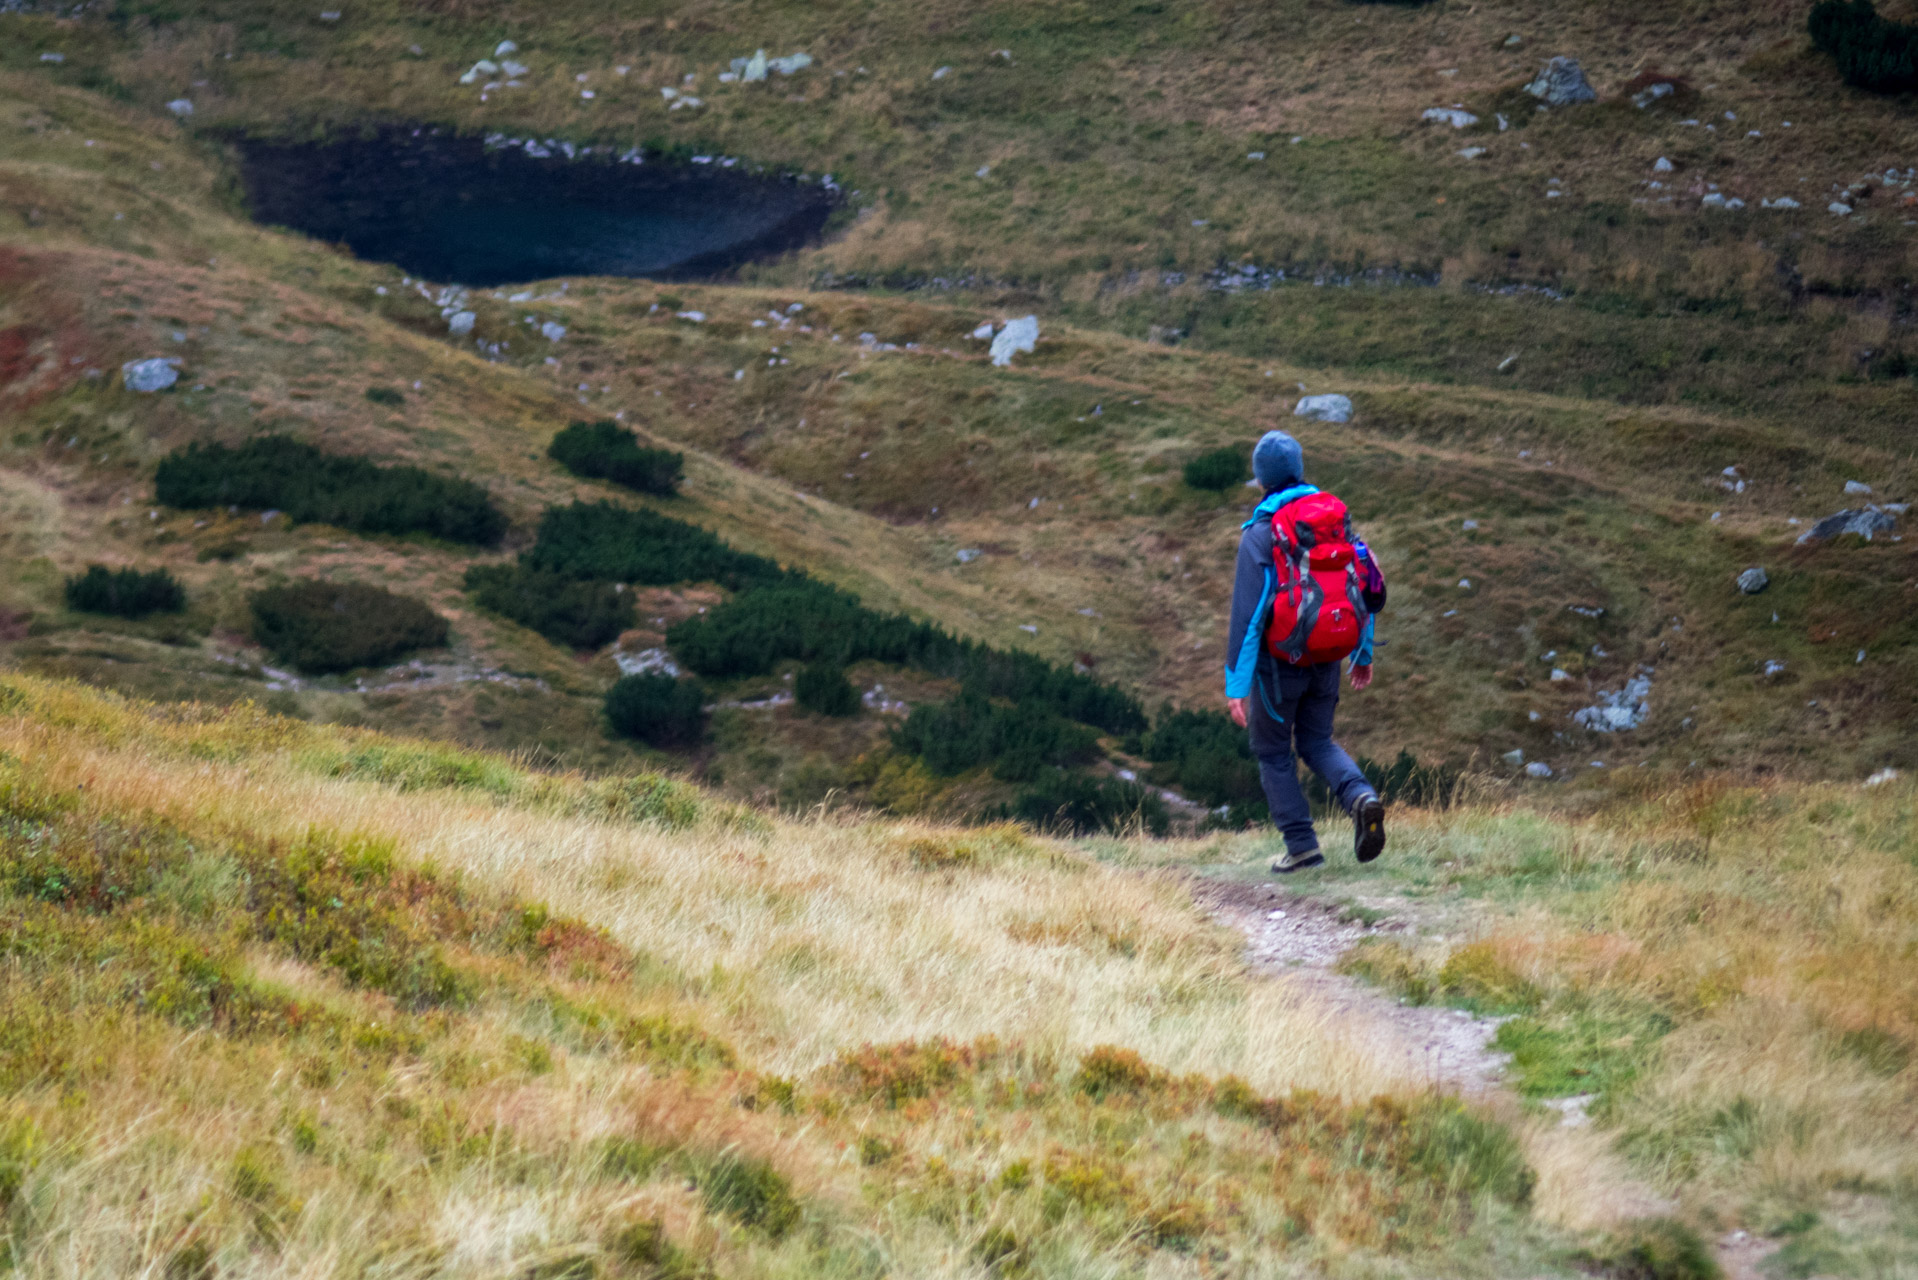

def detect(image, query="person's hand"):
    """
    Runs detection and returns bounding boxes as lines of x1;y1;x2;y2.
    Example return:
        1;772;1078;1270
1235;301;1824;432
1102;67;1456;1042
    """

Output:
1349;664;1373;692
1227;697;1249;728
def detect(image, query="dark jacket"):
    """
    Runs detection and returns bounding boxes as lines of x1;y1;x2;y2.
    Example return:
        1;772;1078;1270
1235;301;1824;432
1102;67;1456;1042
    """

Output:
1223;484;1379;698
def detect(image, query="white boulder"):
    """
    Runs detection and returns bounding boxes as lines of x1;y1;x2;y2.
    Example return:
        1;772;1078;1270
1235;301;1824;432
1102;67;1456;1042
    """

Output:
1293;393;1353;423
989;315;1039;367
121;358;180;392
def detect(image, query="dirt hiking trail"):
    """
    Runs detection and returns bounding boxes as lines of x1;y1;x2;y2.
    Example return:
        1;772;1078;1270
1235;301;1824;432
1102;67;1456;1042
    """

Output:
1192;874;1777;1277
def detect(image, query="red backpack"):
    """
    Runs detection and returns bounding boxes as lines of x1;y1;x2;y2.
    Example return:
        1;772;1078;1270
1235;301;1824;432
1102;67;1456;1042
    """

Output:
1264;491;1371;666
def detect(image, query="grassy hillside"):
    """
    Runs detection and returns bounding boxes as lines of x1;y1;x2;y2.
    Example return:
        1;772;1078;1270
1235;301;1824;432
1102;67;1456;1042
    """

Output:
9;0;1918;430
1;674;1913;1276
1;63;1913;810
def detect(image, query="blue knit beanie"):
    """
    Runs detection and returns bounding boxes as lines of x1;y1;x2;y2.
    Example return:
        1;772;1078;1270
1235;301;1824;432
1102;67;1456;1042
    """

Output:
1252;430;1305;491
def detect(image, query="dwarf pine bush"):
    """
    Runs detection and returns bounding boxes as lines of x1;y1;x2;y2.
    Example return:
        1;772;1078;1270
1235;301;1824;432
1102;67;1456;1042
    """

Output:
549;420;685;496
794;660;859;716
892;691;1099;782
1811;0;1918;93
463;564;633;649
604;674;706;746
250;580;449;673
63;565;186;618
155;438;505;546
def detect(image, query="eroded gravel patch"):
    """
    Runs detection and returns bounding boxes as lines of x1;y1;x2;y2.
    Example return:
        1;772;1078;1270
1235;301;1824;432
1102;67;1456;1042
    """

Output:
1192;876;1513;1096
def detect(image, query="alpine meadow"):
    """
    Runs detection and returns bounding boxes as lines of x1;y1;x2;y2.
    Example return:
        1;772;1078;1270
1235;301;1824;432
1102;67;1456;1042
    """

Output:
0;0;1914;1277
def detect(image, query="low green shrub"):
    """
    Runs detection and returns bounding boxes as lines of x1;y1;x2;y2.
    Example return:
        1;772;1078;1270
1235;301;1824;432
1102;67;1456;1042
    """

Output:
250;580;449;673
63;565;185;618
794;660;859;716
1182;447;1247;492
893;692;1100;782
549;420;685;496
363;386;404;407
605;675;706;747
1010;769;1171;836
524;501;781;588
464;564;633;649
1810;0;1918;93
1138;707;1262;821
154;437;505;546
671;579;1144;734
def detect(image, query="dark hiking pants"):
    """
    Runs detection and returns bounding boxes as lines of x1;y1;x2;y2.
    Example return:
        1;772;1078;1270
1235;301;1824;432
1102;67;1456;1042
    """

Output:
1247;656;1375;855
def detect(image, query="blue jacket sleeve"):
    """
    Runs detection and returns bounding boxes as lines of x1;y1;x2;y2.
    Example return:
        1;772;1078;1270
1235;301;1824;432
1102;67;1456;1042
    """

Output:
1224;527;1274;699
1353;538;1380;667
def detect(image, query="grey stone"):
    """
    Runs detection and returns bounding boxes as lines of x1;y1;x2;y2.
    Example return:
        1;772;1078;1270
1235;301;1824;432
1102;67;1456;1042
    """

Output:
447;311;476;335
1844;479;1873;495
1797;508;1897;544
1525;57;1597;107
1502;748;1525;766
1525;761;1554;778
1421;107;1479;128
1574;673;1652;733
989;315;1038;367
1293;393;1353;423
540;321;567;342
165;98;193;117
121;357;180;392
1736;566;1769;594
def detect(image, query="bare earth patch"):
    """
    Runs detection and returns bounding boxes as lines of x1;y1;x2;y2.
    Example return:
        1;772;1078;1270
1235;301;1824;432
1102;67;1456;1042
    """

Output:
1193;876;1513;1095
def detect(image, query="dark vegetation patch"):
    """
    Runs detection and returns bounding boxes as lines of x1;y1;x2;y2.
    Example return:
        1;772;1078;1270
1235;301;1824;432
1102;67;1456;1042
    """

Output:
549;420;685;497
1008;771;1171;837
1810;0;1918;93
893;690;1100;782
1181;447;1247;492
250;580;448;673
794;660;858;716
605;674;707;747
463;565;633;650
63;565;185;618
155;438;505;546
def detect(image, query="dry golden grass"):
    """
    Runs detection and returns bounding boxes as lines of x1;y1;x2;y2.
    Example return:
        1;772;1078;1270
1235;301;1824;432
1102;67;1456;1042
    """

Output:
0;674;1564;1277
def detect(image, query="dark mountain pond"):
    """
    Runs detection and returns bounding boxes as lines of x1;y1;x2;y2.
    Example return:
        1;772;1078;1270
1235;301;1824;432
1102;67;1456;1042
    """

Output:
234;129;837;286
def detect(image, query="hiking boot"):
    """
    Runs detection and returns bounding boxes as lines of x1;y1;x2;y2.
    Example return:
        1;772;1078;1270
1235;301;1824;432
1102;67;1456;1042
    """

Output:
1271;847;1325;875
1353;794;1386;864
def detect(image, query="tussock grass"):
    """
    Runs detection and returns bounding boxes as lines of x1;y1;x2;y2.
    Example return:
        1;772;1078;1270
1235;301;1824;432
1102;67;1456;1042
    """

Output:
0;674;1565;1275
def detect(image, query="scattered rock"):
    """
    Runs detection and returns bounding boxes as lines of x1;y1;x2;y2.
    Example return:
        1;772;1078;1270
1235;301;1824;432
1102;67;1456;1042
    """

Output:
1421;107;1479;128
1736;566;1769;594
1830;202;1853;216
1761;196;1801;210
1574;672;1652;733
1525;761;1554;778
447;310;476;336
540;321;566;342
1457;146;1488;160
1633;82;1675;109
1545;1093;1598;1127
1525;57;1597;107
121;357;180;392
1844;479;1873;495
1293;393;1353;423
1502;749;1525;766
1865;768;1901;787
495;40;518;56
955;548;982;564
969;322;994;339
1796;507;1897;544
1549;668;1570;682
1653;156;1674;173
1462;519;1480;531
614;647;680;677
1763;659;1787;677
458;60;498;85
932;65;952;80
165;98;193;117
989;315;1039;367
39;52;64;64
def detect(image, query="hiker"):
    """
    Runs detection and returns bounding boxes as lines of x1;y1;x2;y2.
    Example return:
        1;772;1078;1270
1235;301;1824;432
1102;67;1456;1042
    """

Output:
1223;430;1388;873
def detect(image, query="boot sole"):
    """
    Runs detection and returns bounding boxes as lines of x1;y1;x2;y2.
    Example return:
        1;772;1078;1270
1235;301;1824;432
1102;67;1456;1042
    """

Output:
1354;797;1386;864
